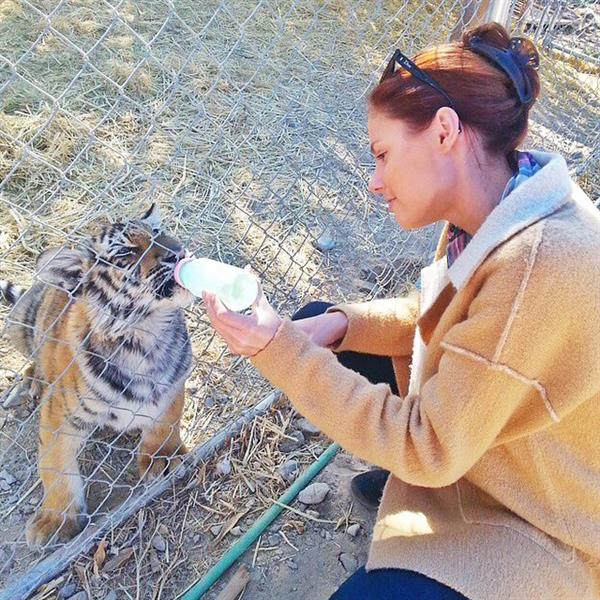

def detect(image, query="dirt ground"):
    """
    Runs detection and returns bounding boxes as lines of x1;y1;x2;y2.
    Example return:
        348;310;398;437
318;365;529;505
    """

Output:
205;451;377;600
1;1;598;598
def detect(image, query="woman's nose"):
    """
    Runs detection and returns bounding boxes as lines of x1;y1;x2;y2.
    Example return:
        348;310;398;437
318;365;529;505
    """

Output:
369;171;383;194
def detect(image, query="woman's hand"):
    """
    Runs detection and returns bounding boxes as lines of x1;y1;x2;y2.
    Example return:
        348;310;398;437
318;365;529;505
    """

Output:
293;311;348;348
203;288;283;357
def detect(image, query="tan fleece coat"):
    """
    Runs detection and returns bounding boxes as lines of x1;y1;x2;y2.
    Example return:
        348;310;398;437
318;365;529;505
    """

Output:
251;151;600;600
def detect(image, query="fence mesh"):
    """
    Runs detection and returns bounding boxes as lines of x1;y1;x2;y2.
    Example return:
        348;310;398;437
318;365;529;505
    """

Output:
0;0;598;597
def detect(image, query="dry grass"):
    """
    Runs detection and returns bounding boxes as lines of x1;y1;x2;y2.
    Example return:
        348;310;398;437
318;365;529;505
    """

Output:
27;401;333;600
0;0;598;597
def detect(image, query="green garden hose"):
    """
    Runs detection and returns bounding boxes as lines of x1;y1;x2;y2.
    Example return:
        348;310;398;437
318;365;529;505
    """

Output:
181;442;341;599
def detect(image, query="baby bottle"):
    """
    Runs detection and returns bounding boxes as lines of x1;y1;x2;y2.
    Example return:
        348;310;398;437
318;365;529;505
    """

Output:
174;257;259;312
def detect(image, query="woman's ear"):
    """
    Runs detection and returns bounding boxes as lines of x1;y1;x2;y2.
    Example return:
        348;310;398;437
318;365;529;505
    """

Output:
434;107;461;152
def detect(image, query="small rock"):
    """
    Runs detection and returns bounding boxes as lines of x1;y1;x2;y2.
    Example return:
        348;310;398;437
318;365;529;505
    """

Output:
0;547;13;571
58;582;78;599
570;150;584;161
313;232;336;252
266;534;280;547
70;592;88;600
215;458;231;477
1;385;25;408
278;460;299;482
279;430;305;453
149;548;162;574
305;509;320;519
339;552;359;572
230;526;242;537
14;406;31;419
104;592;118;600
151;534;167;552
7;494;18;504
284;116;298;129
347;524;361;537
28;495;39;505
21;504;34;514
210;525;222;537
296;418;320;436
286;559;298;571
0;470;16;485
298;482;330;505
193;533;202;543
0;480;10;491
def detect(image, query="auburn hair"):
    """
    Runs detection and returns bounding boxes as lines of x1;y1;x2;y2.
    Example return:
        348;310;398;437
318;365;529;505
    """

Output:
369;23;541;166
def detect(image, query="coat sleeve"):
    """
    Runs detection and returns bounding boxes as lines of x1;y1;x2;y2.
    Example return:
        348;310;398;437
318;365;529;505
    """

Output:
325;291;419;357
251;253;587;488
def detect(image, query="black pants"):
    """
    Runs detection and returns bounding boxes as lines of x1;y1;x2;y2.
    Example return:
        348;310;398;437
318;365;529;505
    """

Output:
292;302;468;600
291;301;398;394
330;567;468;600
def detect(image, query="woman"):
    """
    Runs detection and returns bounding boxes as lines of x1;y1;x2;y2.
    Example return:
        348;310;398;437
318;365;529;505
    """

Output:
203;23;600;600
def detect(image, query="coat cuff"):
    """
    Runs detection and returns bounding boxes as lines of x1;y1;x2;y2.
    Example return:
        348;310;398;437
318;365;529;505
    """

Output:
250;318;314;387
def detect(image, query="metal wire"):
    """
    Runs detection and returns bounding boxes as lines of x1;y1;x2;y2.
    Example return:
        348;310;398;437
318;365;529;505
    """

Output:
0;0;598;597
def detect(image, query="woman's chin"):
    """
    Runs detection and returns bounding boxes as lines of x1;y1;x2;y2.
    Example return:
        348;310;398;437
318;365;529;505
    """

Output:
393;212;436;231
393;214;423;230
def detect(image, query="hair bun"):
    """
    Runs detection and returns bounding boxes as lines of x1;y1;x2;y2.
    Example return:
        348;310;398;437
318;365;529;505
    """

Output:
462;22;539;70
462;22;541;105
508;37;540;70
462;22;511;50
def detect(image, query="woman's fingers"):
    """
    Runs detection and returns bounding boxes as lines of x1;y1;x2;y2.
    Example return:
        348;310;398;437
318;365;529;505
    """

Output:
203;292;247;331
203;292;259;355
203;287;282;357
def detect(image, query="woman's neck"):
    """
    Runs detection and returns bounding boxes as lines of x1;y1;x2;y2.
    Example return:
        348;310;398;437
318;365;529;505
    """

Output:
450;154;515;236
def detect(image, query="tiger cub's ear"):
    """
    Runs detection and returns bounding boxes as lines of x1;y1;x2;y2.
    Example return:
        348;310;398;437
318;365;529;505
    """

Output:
35;246;86;291
140;203;161;232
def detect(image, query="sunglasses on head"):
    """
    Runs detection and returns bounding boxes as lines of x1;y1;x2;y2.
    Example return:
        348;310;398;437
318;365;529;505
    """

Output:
380;49;462;132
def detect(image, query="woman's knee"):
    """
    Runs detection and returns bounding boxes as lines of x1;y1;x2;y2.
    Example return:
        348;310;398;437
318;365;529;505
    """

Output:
291;300;334;321
330;567;469;599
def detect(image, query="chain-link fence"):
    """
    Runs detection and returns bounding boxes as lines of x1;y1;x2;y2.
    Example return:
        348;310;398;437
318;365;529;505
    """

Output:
0;0;598;598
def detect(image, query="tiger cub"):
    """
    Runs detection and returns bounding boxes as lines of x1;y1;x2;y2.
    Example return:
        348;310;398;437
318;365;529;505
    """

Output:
0;204;194;547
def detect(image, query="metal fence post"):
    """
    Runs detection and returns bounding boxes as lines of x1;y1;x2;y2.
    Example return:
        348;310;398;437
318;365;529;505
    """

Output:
485;0;515;29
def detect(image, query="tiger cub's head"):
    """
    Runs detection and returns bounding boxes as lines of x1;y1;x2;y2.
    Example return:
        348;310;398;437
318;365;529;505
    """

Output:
36;204;193;327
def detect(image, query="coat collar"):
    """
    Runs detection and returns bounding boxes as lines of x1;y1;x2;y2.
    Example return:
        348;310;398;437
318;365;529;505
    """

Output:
446;151;572;291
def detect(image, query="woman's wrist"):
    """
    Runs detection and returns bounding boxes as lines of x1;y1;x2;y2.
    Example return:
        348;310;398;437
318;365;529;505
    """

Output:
330;310;349;344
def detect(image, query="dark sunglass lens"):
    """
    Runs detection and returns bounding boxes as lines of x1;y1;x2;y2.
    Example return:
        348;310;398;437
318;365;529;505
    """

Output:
380;56;397;83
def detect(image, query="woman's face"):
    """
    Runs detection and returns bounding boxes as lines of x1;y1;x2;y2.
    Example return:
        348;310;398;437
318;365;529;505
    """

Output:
368;108;457;230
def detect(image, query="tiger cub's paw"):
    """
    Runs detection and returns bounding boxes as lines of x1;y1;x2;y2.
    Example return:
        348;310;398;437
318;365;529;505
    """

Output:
138;444;188;481
26;506;87;548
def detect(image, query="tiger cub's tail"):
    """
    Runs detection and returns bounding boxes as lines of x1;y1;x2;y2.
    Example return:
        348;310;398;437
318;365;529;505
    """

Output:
0;280;27;305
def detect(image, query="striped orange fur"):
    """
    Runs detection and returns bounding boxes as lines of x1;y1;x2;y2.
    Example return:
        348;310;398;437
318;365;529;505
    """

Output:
1;205;194;547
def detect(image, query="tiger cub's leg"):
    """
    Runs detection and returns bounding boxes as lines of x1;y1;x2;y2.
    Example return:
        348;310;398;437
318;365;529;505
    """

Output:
26;396;87;547
2;363;39;408
138;388;188;480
